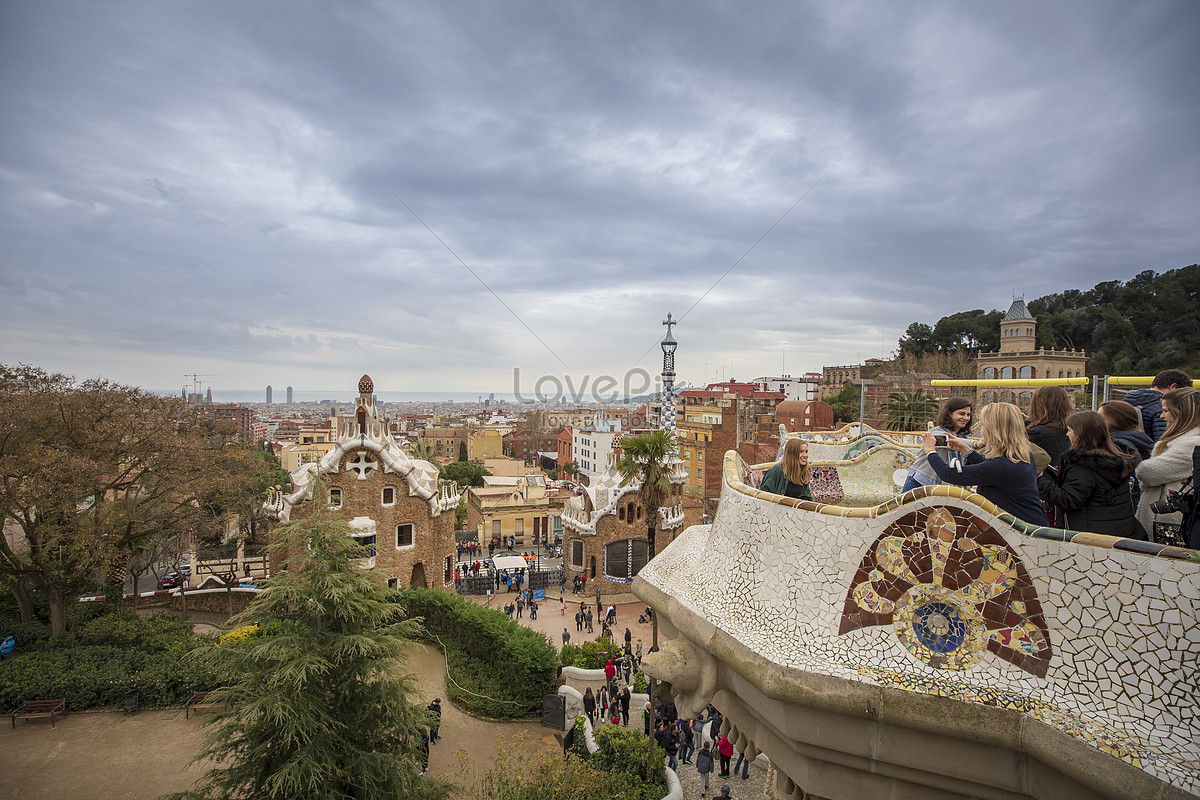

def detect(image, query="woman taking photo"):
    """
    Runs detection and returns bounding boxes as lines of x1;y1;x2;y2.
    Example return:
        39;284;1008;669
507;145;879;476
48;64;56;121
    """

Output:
1037;410;1146;539
1135;388;1200;540
762;438;812;500
1026;386;1072;468
923;402;1049;526
901;397;973;492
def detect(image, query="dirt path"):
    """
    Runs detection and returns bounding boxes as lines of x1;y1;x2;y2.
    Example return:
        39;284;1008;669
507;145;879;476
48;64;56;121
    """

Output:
2;643;558;800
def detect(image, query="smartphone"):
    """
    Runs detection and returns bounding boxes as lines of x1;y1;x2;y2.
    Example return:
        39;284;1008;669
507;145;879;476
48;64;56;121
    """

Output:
934;434;948;447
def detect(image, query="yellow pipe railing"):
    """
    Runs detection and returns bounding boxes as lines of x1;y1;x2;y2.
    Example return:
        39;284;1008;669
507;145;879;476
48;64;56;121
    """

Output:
1106;377;1200;387
930;378;1090;387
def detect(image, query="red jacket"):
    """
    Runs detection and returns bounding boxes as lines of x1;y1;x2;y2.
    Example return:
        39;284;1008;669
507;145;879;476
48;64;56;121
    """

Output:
717;735;734;757
604;660;616;679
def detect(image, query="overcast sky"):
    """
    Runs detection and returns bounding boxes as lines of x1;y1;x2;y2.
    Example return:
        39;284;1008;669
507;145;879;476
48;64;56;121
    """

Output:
2;1;1197;398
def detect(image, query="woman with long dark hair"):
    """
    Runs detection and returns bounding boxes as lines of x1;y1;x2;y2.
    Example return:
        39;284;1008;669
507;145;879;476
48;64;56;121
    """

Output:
1026;386;1072;468
1037;411;1146;539
1098;399;1154;506
901;397;973;492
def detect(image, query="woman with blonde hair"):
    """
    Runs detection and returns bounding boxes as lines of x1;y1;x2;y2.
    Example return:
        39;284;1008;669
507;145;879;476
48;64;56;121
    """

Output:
1134;388;1200;540
922;402;1049;526
762;438;812;500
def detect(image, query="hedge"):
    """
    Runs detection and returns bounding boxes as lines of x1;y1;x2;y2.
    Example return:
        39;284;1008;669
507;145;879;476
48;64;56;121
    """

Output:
0;606;216;712
396;588;557;720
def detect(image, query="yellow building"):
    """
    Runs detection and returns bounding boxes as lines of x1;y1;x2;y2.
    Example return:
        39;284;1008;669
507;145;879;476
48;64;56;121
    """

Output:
466;474;567;549
467;429;504;460
976;299;1088;406
278;441;337;473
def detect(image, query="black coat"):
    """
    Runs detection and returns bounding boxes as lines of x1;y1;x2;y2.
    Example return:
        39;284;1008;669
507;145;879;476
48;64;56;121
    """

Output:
1027;424;1071;468
1038;450;1147;540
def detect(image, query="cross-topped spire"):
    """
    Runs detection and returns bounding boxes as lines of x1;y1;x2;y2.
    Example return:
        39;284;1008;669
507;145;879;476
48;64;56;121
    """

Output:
662;312;676;340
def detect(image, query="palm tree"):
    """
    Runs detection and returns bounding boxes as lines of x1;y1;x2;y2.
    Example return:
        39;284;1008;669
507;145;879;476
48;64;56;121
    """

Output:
405;441;437;462
880;388;940;430
614;429;676;566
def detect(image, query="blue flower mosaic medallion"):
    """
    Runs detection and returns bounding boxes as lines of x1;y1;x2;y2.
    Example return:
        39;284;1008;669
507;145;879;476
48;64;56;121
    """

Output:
912;601;966;653
840;507;1053;676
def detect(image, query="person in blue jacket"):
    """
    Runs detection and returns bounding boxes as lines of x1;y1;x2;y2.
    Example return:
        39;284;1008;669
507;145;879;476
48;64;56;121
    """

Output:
1120;369;1193;443
923;402;1049;527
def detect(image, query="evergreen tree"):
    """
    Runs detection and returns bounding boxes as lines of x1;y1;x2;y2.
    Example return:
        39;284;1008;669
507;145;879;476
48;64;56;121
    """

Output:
457;440;468;462
172;513;450;800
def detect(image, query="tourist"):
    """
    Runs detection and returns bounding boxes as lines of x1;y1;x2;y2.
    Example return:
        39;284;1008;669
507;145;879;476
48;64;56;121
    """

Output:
1037;411;1146;539
559;596;565;616
562;628;570;646
515;596;524;618
695;742;715;797
901;397;973;492
1099;400;1155;507
923;403;1049;526
678;718;695;764
575;609;583;632
1025;386;1072;469
716;732;734;778
716;783;733;800
618;684;631;727
427;698;442;743
598;685;609;725
624;626;632;650
1119;369;1193;443
732;745;751;780
529;598;538;620
760;438;812;499
583;687;596;725
1135;388;1200;540
604;658;617;694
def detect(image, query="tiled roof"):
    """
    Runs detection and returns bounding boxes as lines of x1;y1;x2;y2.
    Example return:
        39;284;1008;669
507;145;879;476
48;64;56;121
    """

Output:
1005;298;1033;320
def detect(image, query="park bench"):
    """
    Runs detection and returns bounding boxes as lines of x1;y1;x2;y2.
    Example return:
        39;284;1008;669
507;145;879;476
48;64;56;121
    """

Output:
186;691;227;719
11;698;66;728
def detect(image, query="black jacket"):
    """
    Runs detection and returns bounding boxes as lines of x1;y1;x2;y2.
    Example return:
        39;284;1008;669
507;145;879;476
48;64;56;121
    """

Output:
1038;450;1147;539
1186;445;1200;551
1027;425;1071;468
1111;429;1154;507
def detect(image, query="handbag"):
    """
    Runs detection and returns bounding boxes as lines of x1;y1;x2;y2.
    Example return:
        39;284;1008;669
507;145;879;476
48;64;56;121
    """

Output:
1152;521;1185;547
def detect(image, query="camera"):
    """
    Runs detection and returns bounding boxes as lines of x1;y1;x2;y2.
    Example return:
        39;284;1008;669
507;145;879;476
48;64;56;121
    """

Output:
1150;477;1194;516
933;434;948;447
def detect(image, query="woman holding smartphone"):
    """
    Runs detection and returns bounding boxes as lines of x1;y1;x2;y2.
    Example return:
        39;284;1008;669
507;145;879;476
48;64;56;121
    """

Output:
901;397;973;493
922;402;1048;526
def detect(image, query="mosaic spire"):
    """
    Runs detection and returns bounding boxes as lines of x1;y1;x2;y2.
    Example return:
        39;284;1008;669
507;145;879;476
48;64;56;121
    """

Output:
661;313;677;451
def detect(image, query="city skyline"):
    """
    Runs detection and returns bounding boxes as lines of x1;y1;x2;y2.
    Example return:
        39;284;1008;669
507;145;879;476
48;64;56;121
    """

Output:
3;2;1198;392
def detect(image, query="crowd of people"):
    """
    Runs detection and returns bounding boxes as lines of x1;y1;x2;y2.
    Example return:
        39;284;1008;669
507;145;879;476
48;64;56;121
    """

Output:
755;369;1199;547
899;369;1198;546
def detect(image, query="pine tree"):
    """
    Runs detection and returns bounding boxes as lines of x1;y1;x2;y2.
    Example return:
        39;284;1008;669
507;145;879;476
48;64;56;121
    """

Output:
172;512;451;800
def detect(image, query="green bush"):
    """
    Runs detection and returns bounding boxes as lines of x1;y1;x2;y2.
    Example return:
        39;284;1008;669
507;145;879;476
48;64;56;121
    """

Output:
592;725;667;800
0;606;216;712
397;588;557;720
559;642;578;667
574;638;621;669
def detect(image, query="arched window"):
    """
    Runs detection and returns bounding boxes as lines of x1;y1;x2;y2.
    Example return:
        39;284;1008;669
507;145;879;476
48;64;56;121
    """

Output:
1018;391;1033;406
603;539;650;582
982;391;996;405
618;506;625;521
1059;370;1064;378
1001;391;1015;404
1019;366;1033;379
1001;366;1015;380
983;367;996;379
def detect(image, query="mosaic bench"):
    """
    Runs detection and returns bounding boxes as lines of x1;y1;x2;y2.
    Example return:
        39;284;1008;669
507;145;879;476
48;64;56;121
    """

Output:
636;449;1200;800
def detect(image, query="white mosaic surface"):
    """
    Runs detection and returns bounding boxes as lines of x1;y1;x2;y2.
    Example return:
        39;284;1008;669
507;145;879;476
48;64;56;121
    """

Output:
639;474;1200;794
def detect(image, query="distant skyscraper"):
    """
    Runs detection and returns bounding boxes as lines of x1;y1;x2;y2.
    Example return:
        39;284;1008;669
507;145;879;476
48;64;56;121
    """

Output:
205;387;212;404
286;386;294;404
266;385;273;404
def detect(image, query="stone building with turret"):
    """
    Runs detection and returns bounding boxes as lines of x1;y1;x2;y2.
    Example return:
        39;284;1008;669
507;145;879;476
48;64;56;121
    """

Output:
975;299;1088;406
264;374;461;589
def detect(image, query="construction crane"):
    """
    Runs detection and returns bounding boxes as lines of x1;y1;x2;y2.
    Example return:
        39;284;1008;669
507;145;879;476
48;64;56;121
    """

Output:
184;373;220;398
